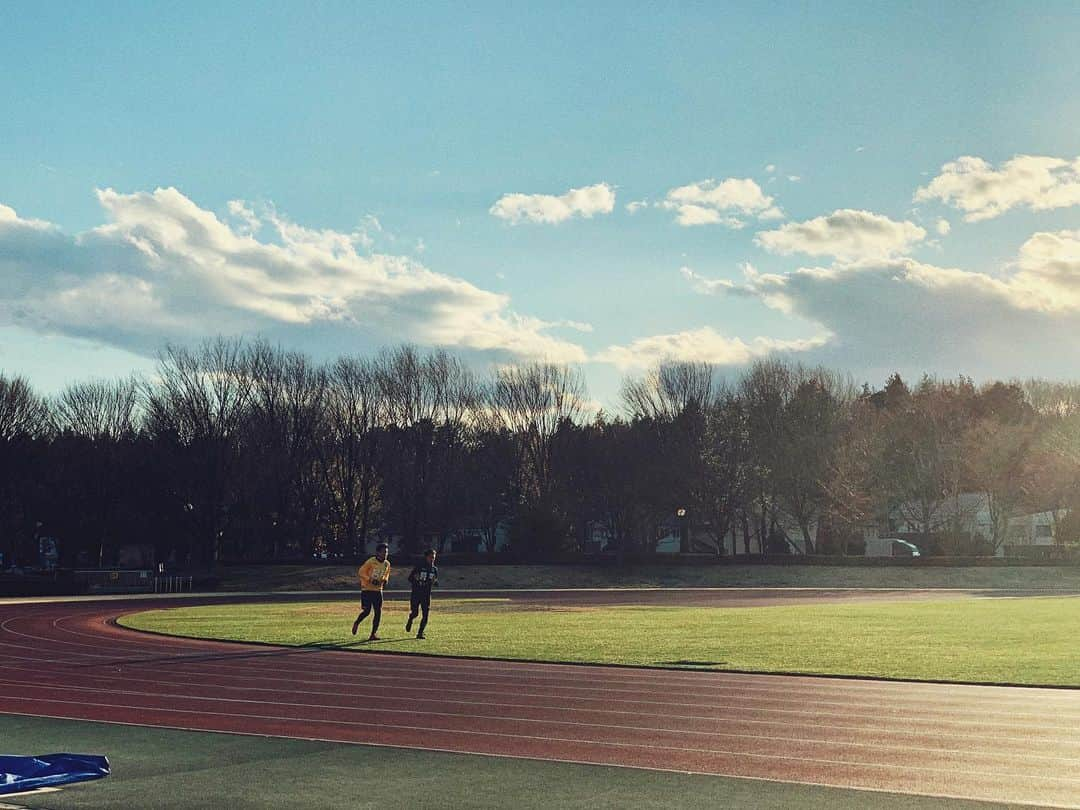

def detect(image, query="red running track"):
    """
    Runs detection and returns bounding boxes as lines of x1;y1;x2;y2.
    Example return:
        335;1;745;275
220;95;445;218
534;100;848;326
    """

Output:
1;596;1079;808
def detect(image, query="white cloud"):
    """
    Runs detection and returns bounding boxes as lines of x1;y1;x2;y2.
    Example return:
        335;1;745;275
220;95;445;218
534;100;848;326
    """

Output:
682;263;794;313
661;177;782;228
765;164;777;174
595;327;826;370
489;182;615;225
226;200;261;236
625;200;648;214
915;155;1080;222
935;218;951;236
680;265;735;295
1011;228;1080;310
0;203;53;231
787;175;801;183
556;320;595;333
685;238;1080;379
755;209;926;261
665;204;747;228
0;188;586;363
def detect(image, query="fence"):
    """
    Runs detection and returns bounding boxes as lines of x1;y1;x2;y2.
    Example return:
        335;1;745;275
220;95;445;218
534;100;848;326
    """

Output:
153;575;193;593
74;569;154;594
72;570;195;594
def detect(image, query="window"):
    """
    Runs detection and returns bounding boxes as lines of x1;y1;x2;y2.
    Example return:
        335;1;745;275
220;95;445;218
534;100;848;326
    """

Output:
1035;524;1053;538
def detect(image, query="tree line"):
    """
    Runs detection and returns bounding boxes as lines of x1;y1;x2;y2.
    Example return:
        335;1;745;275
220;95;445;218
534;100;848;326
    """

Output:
2;337;1080;569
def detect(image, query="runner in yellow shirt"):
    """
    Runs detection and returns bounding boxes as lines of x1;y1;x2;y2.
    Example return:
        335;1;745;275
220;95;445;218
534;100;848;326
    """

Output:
352;543;390;640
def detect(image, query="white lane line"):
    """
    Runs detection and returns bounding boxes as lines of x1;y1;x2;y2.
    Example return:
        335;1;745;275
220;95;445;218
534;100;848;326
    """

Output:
1;647;1077;735
4;660;1076;750
4;694;1080;788
1;709;1075;810
19;618;1080;720
3;677;1078;766
19;610;1080;709
7;607;1055;695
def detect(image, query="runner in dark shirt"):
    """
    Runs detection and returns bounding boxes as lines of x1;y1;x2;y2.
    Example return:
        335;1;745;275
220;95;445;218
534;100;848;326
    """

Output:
406;549;438;639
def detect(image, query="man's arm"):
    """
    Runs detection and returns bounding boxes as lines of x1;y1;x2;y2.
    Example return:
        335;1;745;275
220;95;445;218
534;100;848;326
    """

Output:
358;560;373;588
408;565;419;586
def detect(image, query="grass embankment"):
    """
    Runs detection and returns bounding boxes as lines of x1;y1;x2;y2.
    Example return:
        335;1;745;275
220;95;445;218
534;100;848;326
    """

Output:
121;595;1080;685
219;562;1080;592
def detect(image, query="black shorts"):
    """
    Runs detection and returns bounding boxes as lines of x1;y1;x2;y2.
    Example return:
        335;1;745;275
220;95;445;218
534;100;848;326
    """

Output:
410;590;431;612
360;590;383;610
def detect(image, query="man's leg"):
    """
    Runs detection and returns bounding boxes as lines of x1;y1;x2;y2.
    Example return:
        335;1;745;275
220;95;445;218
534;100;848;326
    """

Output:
417;593;430;638
368;592;383;639
352;593;372;635
406;593;420;632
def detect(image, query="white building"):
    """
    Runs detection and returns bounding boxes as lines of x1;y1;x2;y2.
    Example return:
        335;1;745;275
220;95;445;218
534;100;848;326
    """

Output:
876;492;1063;557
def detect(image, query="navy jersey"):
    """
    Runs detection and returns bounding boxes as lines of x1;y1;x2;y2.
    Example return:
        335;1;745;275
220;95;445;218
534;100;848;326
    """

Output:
409;563;438;593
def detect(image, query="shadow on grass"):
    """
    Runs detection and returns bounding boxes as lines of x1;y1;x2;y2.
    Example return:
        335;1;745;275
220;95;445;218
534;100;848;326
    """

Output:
660;660;726;667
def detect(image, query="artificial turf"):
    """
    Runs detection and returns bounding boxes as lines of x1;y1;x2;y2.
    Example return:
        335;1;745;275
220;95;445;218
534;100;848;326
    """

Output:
119;594;1080;686
0;713;1016;810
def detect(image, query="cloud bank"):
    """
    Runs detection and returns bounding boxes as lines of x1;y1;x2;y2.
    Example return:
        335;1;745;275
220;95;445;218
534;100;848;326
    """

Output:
684;226;1080;378
595;327;827;370
0;188;587;362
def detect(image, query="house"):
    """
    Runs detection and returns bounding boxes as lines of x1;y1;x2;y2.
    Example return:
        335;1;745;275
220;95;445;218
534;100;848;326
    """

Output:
649;513;814;555
1003;510;1059;556
869;493;1065;557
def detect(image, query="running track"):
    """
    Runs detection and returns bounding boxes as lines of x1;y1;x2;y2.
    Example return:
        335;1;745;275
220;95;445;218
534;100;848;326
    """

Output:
2;594;1079;808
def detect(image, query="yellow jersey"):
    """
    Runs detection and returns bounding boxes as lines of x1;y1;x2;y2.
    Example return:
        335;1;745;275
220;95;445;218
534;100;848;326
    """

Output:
358;557;391;591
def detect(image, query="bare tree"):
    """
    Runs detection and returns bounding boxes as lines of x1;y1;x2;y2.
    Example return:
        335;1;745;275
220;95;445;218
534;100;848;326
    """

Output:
426;350;481;551
1022;378;1080;418
51;377;143;566
53;377;141;440
824;398;886;551
1022;413;1080;540
739;359;795;553
963;419;1036;553
490;362;586;504
245;343;327;558
0;374;49;444
319;355;385;557
621;361;717;553
374;346;480;553
774;374;853;553
883;377;975;553
622;361;715;421
697;393;749;555
0;374;50;566
462;427;517;554
488;362;587;558
143;338;255;565
589;417;658;564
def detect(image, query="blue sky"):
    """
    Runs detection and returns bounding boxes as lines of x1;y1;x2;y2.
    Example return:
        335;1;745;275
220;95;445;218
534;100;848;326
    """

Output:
3;3;1080;407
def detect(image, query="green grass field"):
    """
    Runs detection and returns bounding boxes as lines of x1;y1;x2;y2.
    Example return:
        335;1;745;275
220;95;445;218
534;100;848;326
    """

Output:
120;594;1080;685
0;714;1007;809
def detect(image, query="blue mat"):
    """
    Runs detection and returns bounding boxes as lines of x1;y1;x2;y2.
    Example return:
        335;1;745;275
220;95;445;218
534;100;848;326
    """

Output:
0;754;110;795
